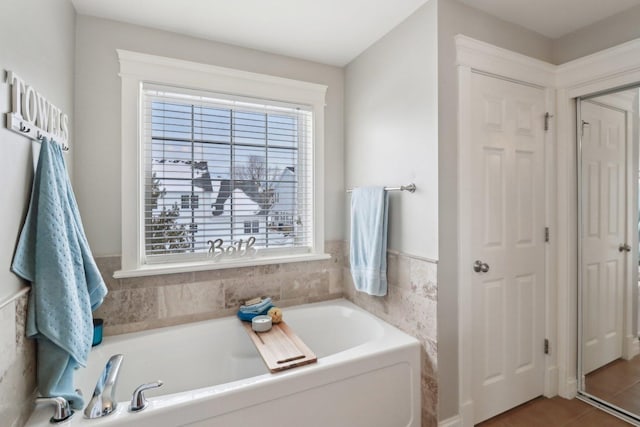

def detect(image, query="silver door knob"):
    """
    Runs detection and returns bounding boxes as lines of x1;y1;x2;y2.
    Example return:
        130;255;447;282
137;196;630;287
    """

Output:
619;243;632;252
473;260;490;273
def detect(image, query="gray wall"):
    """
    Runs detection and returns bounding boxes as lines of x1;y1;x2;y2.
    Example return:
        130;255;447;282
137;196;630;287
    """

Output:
344;5;439;425
553;4;640;64
74;15;345;257
0;0;76;303
345;1;439;260
0;1;76;424
436;0;553;420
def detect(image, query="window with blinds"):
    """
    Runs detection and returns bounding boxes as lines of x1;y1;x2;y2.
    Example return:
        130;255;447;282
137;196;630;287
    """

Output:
142;84;314;263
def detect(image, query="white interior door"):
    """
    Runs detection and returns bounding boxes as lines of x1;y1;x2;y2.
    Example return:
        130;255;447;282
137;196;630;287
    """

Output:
470;72;546;424
580;100;626;375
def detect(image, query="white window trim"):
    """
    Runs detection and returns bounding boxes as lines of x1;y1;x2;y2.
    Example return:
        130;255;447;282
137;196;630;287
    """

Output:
115;50;328;278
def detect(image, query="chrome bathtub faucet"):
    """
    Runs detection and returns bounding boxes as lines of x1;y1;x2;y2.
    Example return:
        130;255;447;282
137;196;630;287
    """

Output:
84;354;124;419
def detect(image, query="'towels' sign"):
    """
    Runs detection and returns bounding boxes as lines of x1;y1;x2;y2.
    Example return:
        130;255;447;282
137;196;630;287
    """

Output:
5;70;69;144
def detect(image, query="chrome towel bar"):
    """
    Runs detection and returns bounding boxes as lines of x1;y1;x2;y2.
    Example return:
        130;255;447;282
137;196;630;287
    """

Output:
346;183;416;193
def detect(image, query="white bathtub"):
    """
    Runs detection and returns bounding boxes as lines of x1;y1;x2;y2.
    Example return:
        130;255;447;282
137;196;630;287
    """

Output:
25;299;421;427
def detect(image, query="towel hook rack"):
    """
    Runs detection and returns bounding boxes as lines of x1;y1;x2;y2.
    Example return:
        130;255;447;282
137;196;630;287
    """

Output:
19;122;31;133
34;129;70;151
35;131;70;151
13;121;69;151
346;183;416;193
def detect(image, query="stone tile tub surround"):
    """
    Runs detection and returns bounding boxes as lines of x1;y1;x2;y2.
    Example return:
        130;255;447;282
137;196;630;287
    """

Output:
344;248;438;427
93;241;345;335
0;291;37;427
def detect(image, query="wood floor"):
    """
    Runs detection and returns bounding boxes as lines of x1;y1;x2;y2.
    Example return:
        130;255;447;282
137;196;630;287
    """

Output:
476;396;632;426
585;355;640;414
477;356;640;425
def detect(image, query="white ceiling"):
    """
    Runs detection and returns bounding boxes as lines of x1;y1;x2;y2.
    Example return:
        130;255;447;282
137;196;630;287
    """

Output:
71;0;640;67
459;0;640;39
70;0;429;66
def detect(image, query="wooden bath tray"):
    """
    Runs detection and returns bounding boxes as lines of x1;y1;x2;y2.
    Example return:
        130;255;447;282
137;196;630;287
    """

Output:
242;321;317;373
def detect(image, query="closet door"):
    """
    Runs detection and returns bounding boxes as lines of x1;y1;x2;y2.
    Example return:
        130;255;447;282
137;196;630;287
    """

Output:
581;100;626;374
470;72;546;423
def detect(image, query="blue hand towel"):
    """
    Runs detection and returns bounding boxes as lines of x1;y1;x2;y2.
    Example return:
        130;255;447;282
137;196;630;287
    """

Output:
239;297;273;314
237;297;274;322
350;187;389;296
237;304;274;322
12;139;108;409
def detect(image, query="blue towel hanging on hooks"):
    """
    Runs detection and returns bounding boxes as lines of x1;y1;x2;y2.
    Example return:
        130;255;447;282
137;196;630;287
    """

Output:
12;138;107;409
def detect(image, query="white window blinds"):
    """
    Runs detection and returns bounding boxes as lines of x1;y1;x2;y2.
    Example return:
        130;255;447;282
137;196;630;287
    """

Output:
142;83;314;263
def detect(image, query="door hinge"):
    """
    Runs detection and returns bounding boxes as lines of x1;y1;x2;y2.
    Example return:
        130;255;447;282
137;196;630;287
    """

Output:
544;112;554;131
544;227;550;243
544;338;550;355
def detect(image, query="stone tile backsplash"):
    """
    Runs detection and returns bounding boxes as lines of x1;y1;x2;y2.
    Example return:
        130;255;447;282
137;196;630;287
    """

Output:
93;241;345;335
0;292;36;427
343;248;438;427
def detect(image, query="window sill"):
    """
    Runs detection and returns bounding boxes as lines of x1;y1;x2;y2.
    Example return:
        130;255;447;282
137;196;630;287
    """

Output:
113;253;332;279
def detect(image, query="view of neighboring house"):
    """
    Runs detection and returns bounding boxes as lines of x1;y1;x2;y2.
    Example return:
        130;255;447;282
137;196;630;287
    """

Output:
150;159;297;252
268;166;296;236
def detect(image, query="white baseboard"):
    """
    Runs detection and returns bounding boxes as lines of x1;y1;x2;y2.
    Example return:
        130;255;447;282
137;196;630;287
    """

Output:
559;377;578;399
459;400;474;427
623;335;640;360
544;365;559;397
632;338;640;357
439;415;462;427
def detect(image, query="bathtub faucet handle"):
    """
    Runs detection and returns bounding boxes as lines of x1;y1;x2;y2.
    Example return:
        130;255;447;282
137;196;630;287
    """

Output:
129;380;163;412
34;396;74;423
